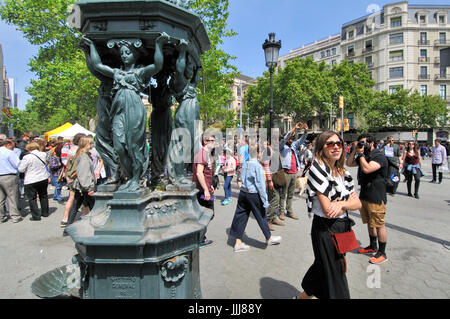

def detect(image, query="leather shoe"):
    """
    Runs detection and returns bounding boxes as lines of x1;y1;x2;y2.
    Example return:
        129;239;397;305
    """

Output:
29;217;41;221
268;222;275;231
272;219;285;226
286;212;299;220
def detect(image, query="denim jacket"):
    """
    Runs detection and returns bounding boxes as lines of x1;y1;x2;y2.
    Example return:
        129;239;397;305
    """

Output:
240;158;269;208
279;132;308;170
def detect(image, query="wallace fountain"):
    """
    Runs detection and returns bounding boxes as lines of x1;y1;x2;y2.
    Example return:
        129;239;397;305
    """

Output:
31;0;214;299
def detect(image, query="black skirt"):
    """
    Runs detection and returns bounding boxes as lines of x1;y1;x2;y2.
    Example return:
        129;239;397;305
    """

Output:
301;214;351;299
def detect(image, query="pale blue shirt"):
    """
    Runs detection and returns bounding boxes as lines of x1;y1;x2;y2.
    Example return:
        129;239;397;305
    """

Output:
0;147;20;175
432;145;447;165
240;158;269;208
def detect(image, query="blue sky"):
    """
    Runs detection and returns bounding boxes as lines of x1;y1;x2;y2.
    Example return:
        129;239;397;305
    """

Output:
1;0;450;109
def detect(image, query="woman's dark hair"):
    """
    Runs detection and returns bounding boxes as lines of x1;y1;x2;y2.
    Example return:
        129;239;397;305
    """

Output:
72;133;87;146
406;141;419;154
53;141;64;157
314;130;346;175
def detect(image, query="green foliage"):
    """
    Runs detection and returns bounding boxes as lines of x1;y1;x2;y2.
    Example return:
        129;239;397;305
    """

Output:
365;88;448;130
246;57;374;130
192;0;238;126
3;108;45;135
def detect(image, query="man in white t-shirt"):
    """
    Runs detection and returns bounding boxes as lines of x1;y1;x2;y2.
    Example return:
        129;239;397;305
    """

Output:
90;147;106;185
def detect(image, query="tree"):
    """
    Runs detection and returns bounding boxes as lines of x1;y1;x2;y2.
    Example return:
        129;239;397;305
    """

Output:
3;108;44;136
364;88;448;131
246;57;375;131
275;57;337;122
191;0;238;127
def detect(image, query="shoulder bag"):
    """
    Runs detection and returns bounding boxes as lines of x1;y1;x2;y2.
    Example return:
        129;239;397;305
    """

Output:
322;213;359;274
323;212;359;255
271;153;286;187
31;153;50;177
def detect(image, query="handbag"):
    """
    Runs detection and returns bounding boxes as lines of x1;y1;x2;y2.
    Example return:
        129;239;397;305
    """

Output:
323;213;359;255
322;213;358;274
57;167;67;184
330;229;359;255
439;163;449;173
271;154;287;187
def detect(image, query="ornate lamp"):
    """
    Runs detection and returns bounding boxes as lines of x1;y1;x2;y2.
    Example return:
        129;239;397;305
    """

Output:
262;33;281;143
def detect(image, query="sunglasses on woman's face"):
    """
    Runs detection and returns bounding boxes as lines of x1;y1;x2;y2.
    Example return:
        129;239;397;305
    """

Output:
325;141;343;148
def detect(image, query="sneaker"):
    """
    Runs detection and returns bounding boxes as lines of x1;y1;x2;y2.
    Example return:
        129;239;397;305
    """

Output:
267;236;282;246
369;251;388;264
60;221;68;228
199;239;213;248
1;216;9;223
357;246;377;255
234;243;250;253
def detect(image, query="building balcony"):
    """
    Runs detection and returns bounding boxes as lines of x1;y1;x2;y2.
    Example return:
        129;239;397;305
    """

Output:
362;46;374;54
435;74;448;81
389;56;404;63
418;74;430;80
345;52;355;59
418;57;430;63
434;39;450;46
418;40;430;46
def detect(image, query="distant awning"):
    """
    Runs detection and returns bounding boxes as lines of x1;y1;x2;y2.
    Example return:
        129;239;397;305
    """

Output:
44;123;73;141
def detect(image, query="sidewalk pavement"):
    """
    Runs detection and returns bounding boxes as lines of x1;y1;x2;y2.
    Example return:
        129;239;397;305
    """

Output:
1;158;449;299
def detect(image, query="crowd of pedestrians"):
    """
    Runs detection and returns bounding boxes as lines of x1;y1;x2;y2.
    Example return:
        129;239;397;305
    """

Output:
198;127;448;299
1;126;449;299
0;131;103;233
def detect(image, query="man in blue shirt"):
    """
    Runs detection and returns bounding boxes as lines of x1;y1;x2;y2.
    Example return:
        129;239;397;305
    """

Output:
236;136;249;189
279;122;308;220
0;139;23;223
230;142;282;252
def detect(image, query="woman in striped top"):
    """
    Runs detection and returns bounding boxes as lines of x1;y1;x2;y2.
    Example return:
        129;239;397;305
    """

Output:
296;131;361;299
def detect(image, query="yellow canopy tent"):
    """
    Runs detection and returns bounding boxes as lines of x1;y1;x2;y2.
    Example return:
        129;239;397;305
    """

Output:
44;122;73;141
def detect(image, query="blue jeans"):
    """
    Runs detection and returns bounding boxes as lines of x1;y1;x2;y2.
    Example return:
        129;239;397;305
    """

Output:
224;174;233;199
51;176;63;201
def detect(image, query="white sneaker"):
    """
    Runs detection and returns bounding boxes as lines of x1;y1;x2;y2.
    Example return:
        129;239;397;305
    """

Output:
234;243;250;253
267;236;282;246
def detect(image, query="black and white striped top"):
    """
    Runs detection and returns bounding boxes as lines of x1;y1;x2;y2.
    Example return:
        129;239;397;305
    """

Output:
306;159;355;218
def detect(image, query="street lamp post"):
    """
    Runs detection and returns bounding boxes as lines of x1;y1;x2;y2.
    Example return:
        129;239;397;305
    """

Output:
263;33;281;143
323;102;333;130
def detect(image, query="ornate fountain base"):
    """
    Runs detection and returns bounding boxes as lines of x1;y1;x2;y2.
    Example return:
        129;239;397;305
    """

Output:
63;185;213;299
